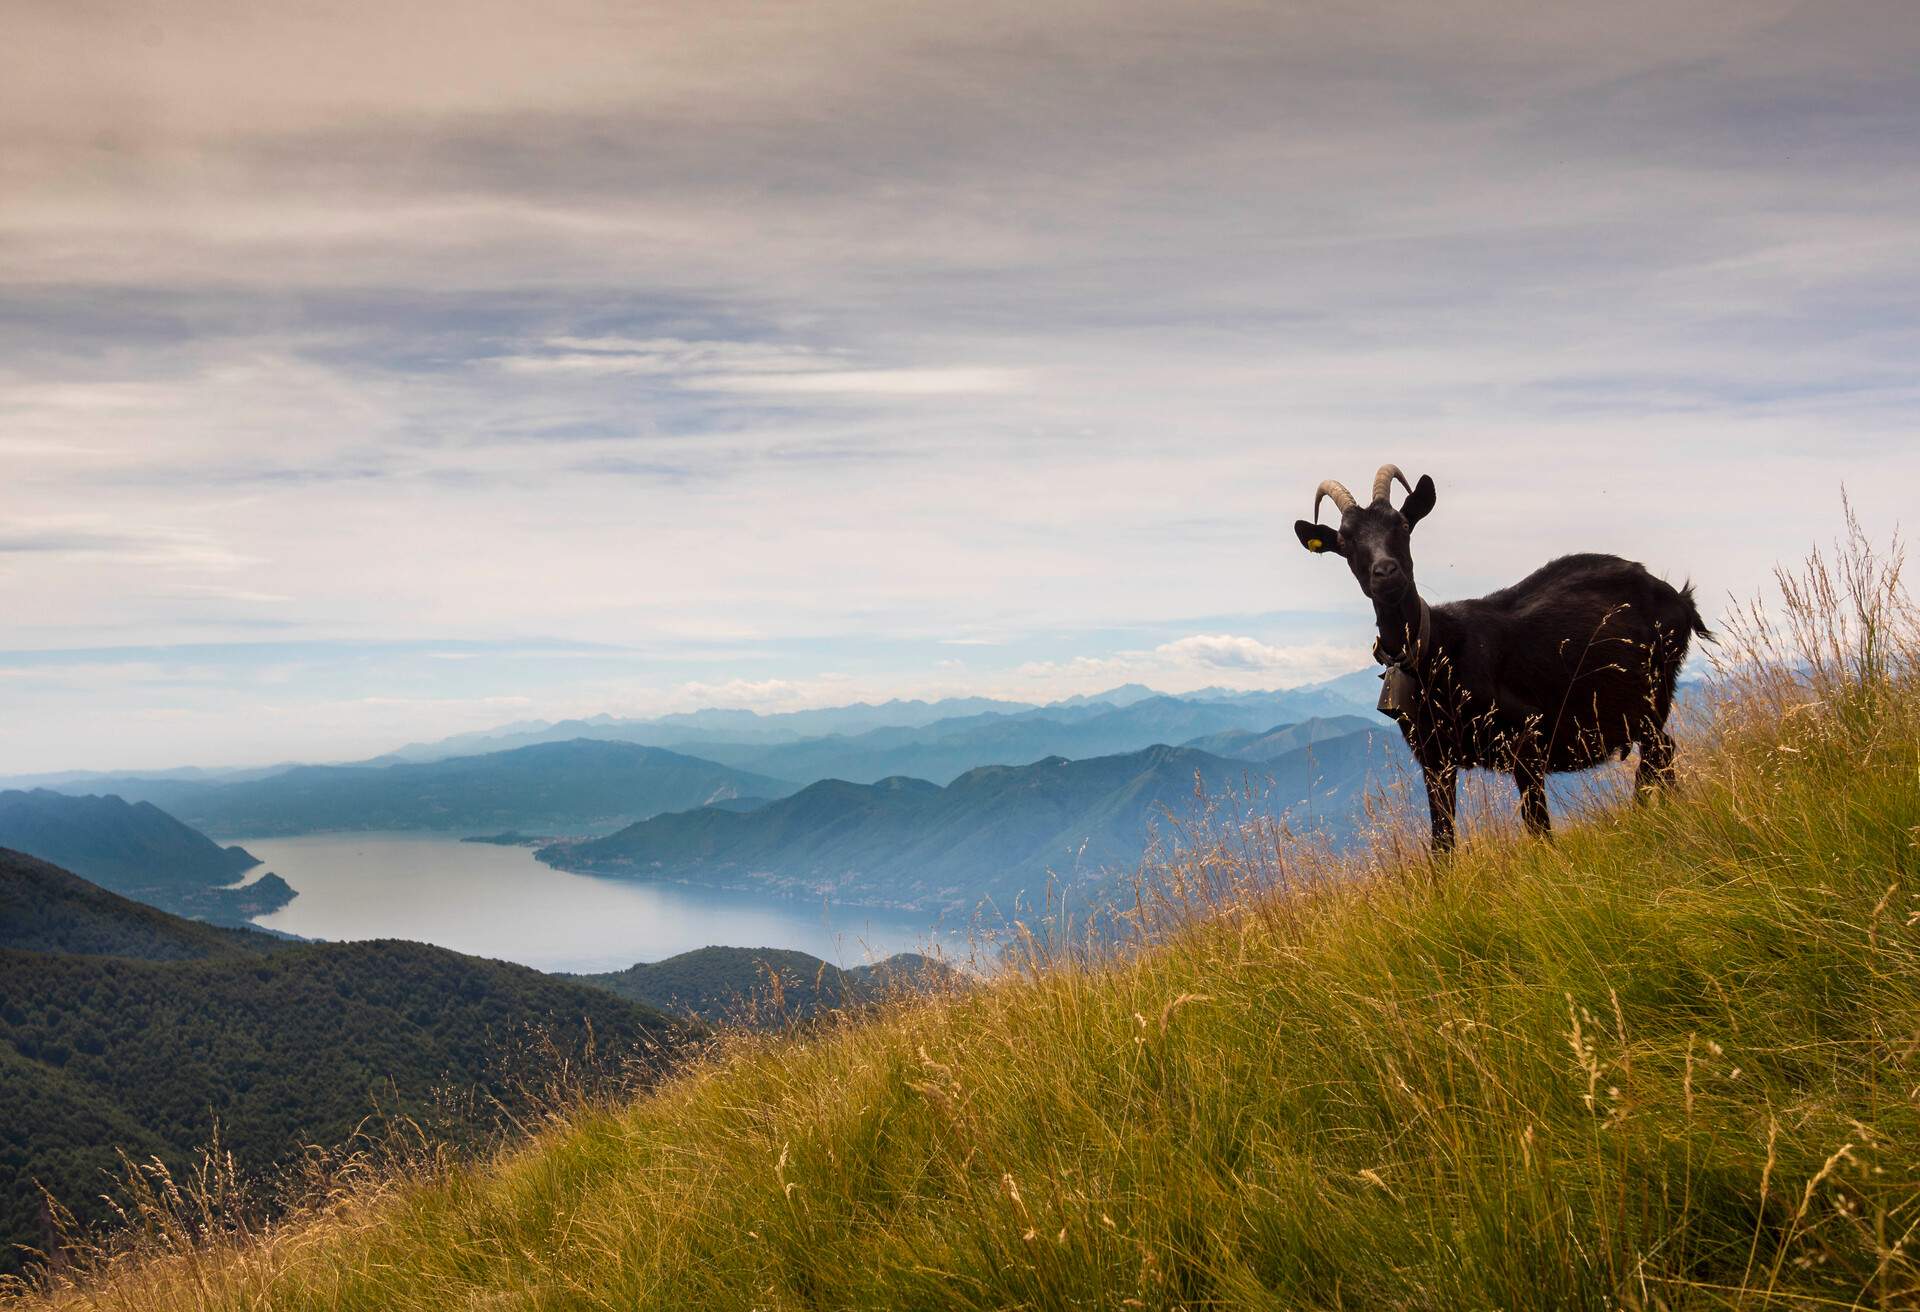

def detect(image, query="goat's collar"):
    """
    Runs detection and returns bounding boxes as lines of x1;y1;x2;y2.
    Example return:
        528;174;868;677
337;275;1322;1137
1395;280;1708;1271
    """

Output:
1374;597;1432;718
1372;596;1432;671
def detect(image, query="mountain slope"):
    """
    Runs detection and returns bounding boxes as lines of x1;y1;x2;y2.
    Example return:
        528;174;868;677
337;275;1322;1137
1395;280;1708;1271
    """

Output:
0;791;287;926
0;848;278;959
0;856;688;1276
142;740;797;837
543;727;1404;911
1178;713;1378;760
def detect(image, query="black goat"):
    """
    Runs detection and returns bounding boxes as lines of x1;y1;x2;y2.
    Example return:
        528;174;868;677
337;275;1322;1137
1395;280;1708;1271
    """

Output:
1295;465;1711;853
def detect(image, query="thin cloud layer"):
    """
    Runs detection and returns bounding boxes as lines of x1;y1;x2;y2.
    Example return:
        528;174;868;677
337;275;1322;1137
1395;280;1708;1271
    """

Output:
2;0;1918;769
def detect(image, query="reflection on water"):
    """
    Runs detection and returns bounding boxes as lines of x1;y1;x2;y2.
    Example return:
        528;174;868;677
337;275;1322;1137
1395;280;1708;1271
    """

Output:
227;831;960;974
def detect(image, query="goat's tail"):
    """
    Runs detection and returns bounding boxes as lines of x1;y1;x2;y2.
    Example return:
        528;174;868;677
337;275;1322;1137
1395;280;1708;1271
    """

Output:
1679;581;1716;643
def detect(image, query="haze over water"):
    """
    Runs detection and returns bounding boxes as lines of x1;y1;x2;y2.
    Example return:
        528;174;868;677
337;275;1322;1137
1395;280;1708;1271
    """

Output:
230;832;956;974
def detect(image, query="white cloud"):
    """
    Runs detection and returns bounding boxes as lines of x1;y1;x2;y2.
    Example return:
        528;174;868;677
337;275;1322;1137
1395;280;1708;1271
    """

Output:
495;338;1026;397
682;368;1031;397
1014;635;1363;694
158;584;294;604
0;522;258;572
495;337;845;378
1155;634;1300;672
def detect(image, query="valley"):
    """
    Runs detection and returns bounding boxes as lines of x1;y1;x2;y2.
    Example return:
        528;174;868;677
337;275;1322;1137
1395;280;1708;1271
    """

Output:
0;684;1411;975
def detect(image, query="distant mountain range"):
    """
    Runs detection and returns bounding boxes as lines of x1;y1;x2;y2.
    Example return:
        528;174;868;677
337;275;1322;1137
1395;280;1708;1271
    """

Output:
563;945;962;1027
364;680;1381;771
368;695;1051;763
5;678;1378;787
541;722;1407;913
73;741;796;839
664;697;1380;787
13;682;1386;840
1179;714;1377;760
0;789;292;926
0;848;690;1276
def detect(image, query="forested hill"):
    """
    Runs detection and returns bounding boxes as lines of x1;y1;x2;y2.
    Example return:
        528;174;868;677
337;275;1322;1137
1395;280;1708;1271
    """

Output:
543;726;1403;912
0;855;691;1277
564;945;962;1027
0;848;277;959
0;790;290;927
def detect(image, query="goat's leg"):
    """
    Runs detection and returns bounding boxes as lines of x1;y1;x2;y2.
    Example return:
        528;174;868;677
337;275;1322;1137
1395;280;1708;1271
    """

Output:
1514;758;1552;839
1635;729;1676;799
1424;762;1458;856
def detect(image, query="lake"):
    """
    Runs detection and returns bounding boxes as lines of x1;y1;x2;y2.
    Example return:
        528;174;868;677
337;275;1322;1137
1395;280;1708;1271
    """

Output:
227;832;966;974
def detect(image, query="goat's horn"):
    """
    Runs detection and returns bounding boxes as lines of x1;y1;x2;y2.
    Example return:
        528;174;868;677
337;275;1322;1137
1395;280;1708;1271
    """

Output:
1314;479;1357;521
1372;463;1413;504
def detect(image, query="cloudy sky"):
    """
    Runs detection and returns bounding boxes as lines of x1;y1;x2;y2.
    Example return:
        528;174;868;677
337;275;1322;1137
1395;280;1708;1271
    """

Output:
4;0;1917;773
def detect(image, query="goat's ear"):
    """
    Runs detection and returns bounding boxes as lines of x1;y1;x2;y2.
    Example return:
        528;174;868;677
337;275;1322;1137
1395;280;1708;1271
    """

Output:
1401;475;1437;529
1294;520;1342;555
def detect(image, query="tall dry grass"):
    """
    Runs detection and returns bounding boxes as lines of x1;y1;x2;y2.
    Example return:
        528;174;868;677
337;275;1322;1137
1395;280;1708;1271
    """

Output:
9;520;1920;1310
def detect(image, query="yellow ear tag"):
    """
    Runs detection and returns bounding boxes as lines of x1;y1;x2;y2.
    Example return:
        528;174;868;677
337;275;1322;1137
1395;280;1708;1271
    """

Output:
1307;538;1324;552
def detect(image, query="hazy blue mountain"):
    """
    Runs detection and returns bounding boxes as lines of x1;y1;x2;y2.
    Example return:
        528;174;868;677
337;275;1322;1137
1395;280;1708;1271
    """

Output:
1049;683;1163;708
563;945;962;1027
541;726;1406;913
1283;667;1391;714
1179;714;1379;761
0;850;687;1276
0;790;290;926
367;716;627;765
154;740;797;838
5;773;233;816
366;696;1046;766
647;697;1040;740
701;795;775;813
665;696;1385;787
345;681;1381;771
0;763;257;789
24;681;1384;799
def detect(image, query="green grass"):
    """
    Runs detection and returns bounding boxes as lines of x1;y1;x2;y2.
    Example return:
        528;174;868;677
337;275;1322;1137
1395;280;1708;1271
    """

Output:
12;536;1920;1309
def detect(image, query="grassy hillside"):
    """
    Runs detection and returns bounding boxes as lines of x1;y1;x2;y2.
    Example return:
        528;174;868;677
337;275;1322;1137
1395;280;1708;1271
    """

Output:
11;543;1920;1307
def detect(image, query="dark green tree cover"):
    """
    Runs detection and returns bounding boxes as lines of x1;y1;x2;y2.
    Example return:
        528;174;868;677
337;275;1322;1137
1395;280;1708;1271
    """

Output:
0;791;291;927
0;858;689;1275
0;849;279;960
564;946;960;1026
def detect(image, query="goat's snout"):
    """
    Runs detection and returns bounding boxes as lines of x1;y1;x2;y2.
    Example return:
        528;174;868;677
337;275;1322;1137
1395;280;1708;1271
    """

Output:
1370;559;1402;585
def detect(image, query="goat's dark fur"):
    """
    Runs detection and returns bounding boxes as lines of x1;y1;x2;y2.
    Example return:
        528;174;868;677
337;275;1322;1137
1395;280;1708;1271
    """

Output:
1296;471;1712;853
